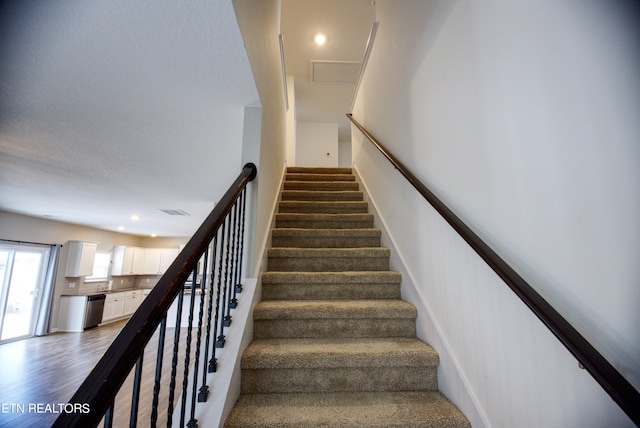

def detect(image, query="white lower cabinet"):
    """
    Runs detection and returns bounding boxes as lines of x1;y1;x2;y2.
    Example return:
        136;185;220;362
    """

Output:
123;290;142;314
102;293;125;322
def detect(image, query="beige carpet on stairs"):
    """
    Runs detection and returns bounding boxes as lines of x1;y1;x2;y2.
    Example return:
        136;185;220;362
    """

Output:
224;167;470;428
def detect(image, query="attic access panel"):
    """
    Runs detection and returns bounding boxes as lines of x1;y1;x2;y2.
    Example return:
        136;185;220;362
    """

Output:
310;60;361;84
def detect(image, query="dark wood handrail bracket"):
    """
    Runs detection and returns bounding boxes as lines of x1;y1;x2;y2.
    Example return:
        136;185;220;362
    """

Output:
346;113;640;426
53;163;257;428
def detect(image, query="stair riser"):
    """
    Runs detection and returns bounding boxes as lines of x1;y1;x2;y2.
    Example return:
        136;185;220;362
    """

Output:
284;182;360;191
287;167;353;174
281;191;363;201
242;367;438;394
285;173;355;182
268;257;389;272
272;236;380;248
254;319;416;339
278;202;368;214
275;219;374;229
262;283;400;300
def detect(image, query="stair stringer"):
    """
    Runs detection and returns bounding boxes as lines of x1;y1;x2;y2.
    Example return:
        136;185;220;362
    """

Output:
353;165;489;428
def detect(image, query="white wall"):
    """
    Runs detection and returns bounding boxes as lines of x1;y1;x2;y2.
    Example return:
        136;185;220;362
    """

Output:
233;0;288;278
285;75;296;166
296;122;338;166
352;0;639;427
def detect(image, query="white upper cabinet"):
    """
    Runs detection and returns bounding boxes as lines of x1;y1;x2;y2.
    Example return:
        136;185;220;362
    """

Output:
65;241;98;277
111;246;145;276
142;248;179;275
160;248;179;273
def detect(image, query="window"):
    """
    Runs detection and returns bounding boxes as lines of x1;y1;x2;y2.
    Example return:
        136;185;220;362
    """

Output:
85;252;111;282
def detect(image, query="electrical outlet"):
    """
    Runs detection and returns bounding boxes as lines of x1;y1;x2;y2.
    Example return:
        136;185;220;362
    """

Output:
120;279;124;284
146;278;150;283
69;282;75;288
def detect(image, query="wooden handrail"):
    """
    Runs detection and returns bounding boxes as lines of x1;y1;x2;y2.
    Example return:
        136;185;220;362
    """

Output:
53;162;257;427
347;113;640;426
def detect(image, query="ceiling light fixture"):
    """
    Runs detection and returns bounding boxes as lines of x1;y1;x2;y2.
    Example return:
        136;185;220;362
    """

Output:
314;33;327;46
118;226;125;231
130;215;140;221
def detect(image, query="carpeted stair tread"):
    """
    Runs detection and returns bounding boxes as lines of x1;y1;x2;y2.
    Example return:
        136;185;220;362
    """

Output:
284;181;360;191
261;271;402;300
241;337;438;369
253;299;416;320
223;391;471;428
252;300;417;338
281;190;363;201
287;166;353;174
268;247;390;272
286;173;356;182
262;271;402;284
278;200;369;213
275;213;373;229
272;228;381;248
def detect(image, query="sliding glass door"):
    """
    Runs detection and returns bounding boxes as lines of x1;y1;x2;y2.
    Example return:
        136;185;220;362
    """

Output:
0;244;50;343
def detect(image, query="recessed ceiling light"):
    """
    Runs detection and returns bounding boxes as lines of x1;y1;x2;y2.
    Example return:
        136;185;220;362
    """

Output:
150;234;157;238
118;226;125;231
130;215;140;221
314;33;327;46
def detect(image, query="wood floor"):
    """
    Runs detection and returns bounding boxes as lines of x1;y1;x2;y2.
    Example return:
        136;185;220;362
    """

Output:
0;319;201;428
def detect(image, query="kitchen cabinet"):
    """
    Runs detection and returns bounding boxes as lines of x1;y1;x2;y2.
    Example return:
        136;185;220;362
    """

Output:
111;246;145;275
142;248;179;275
65;241;98;277
123;290;142;314
160;248;179;273
102;293;126;322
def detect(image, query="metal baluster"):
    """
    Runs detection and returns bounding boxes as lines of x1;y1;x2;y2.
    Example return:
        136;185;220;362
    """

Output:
179;264;198;427
166;288;185;427
229;200;240;309
129;355;144;428
201;237;218;384
150;316;167;428
234;189;247;297
188;249;208;425
104;400;114;428
213;224;226;355
220;214;232;329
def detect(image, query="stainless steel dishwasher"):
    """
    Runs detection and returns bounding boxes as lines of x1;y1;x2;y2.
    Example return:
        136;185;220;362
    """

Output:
84;294;106;329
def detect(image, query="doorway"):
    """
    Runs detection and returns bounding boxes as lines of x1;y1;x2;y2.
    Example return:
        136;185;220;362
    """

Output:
0;244;51;343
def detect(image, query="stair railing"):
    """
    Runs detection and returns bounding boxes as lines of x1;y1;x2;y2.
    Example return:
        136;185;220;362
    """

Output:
53;163;257;428
347;113;640;426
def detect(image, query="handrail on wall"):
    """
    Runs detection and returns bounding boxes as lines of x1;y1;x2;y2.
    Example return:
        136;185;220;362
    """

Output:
346;113;640;426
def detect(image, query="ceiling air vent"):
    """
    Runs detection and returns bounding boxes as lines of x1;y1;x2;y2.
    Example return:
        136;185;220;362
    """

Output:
159;209;190;216
310;60;361;84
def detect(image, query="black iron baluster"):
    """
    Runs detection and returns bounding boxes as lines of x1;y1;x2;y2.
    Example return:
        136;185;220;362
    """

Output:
213;224;226;355
166;288;185;427
150;316;167;428
103;400;114;428
202;237;218;384
229;199;240;309
188;250;208;425
129;355;144;427
234;189;247;297
179;264;198;427
220;214;232;329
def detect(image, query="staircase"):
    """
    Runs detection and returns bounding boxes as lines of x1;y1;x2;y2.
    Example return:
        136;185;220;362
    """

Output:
224;167;470;427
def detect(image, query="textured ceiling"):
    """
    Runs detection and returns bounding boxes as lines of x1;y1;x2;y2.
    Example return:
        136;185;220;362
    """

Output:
0;0;374;237
0;0;259;237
